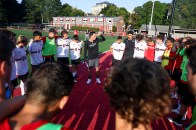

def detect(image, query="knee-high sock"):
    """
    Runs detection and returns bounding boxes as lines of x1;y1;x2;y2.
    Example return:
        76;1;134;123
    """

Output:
20;81;25;95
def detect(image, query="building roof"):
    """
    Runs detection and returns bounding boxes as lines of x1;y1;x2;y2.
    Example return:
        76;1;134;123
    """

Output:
140;24;180;33
96;1;112;5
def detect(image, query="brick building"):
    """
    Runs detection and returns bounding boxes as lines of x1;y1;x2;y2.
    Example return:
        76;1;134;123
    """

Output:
52;16;125;33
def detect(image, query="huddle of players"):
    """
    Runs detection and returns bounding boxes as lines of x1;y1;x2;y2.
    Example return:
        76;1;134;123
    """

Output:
9;28;83;96
111;31;196;128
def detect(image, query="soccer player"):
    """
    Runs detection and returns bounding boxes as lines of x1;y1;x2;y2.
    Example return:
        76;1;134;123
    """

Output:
15;35;29;95
0;32;15;102
161;37;176;76
105;58;171;130
186;44;196;130
84;31;106;84
145;37;155;62
70;35;83;82
110;36;125;65
133;34;147;59
123;31;135;58
0;62;73;130
56;29;71;66
42;28;58;62
27;31;43;75
168;39;196;126
154;35;166;64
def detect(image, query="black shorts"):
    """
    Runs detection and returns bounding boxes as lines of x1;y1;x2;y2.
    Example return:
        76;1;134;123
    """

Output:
57;57;69;65
44;56;55;62
18;72;29;80
171;68;182;83
11;78;18;88
177;81;195;106
71;58;81;65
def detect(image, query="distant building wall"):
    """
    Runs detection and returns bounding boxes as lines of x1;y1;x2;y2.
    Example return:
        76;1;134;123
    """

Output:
52;16;124;33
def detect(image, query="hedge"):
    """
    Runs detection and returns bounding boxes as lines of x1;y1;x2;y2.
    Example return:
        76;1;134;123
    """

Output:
71;26;99;32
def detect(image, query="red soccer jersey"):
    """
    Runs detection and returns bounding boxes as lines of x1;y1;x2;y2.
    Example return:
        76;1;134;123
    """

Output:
145;44;155;62
164;47;176;70
0;118;70;130
175;52;183;69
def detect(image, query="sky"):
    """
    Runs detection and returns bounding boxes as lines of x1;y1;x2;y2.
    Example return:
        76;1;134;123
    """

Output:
17;0;172;13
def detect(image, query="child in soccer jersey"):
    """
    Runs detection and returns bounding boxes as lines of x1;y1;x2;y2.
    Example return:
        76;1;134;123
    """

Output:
42;28;58;62
15;35;29;95
145;37;155;62
27;31;43;75
161;37;177;76
70;35;83;82
110;36;125;65
56;29;72;66
133;34;147;59
154;35;166;64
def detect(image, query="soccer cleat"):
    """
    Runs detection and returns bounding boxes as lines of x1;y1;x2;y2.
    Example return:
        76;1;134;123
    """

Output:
96;78;101;84
86;79;92;84
167;117;182;126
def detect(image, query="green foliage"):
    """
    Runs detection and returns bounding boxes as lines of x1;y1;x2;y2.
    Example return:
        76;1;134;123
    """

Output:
100;4;130;24
131;1;170;29
173;0;196;29
71;26;99;32
112;26;117;32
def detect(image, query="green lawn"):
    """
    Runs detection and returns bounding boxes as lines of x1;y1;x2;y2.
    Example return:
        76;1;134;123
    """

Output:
9;29;118;73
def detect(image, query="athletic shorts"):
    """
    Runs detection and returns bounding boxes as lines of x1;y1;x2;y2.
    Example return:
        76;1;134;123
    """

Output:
57;57;69;65
18;72;29;80
44;56;55;62
88;58;99;68
71;58;81;65
177;81;195;106
112;58;120;65
171;68;182;83
11;78;18;88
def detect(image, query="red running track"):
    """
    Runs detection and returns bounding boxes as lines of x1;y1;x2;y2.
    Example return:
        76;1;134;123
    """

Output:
13;51;191;130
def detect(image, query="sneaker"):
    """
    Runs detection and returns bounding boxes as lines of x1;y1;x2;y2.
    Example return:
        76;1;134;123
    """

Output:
96;78;101;84
86;79;91;84
167;117;182;126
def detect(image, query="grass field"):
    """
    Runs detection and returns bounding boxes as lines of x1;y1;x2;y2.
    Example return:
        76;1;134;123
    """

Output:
9;29;118;73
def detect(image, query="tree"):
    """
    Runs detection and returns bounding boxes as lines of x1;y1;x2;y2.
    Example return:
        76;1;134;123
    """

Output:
100;4;130;25
1;0;21;23
59;4;85;16
130;1;169;29
0;0;7;25
24;0;62;23
112;26;117;32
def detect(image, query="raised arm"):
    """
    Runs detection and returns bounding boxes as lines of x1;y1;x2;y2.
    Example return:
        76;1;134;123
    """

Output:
97;34;106;42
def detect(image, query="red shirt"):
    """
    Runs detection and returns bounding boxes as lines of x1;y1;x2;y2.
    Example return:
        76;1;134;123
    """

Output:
175;53;183;69
145;44;155;62
164;47;176;70
0;118;70;130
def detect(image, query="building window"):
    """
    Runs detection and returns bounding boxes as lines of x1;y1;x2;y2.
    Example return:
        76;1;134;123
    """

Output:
60;18;64;22
83;18;88;22
98;18;103;22
66;18;70;22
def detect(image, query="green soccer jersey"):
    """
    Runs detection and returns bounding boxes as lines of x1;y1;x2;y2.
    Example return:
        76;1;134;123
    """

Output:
42;37;56;56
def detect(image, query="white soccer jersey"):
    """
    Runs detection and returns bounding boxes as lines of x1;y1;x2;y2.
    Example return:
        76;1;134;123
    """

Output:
154;43;166;63
15;46;28;76
56;38;71;57
133;40;147;59
70;41;82;60
111;42;125;60
10;48;17;81
28;40;43;65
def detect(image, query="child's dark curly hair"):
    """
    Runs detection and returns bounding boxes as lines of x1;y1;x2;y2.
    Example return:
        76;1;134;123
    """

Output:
105;58;171;128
